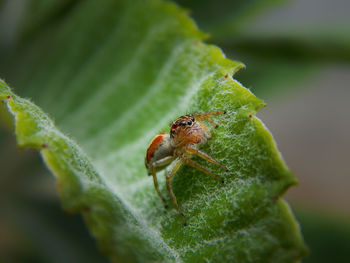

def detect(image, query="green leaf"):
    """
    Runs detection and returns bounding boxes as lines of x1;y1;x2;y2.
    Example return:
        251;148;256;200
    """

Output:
0;0;307;262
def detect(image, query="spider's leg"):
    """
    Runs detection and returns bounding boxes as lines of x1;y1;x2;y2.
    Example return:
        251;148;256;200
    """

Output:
199;121;211;138
193;111;225;120
193;111;225;128
185;158;224;183
165;159;187;225
193;111;226;118
187;145;228;172
152;156;174;208
207;117;218;128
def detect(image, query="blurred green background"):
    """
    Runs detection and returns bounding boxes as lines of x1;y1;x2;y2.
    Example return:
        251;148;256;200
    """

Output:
0;0;349;262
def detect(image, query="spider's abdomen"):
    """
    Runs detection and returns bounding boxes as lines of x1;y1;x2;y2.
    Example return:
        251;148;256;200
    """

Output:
145;133;173;174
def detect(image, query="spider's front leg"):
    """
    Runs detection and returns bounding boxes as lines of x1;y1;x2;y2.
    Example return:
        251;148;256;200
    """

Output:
193;111;226;128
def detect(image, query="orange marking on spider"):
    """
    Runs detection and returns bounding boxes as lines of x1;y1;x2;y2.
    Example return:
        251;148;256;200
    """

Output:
145;133;168;163
145;111;227;226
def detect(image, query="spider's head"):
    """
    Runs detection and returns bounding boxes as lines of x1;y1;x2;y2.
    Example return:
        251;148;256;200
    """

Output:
170;114;194;136
170;114;205;145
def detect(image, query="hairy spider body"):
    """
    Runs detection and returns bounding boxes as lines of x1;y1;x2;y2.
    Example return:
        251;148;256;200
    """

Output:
145;111;227;225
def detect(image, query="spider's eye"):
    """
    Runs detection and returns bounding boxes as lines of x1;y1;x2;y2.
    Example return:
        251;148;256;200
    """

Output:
187;120;192;126
180;121;186;126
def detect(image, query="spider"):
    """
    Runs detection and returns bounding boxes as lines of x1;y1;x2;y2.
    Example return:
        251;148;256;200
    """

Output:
145;111;227;225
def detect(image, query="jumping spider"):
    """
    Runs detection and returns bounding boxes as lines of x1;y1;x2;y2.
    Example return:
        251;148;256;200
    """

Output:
145;111;227;225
